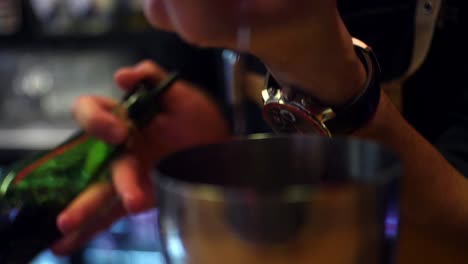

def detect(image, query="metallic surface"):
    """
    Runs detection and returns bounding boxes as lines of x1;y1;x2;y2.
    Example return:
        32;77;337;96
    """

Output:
155;135;400;264
261;38;381;136
261;75;333;136
221;50;249;136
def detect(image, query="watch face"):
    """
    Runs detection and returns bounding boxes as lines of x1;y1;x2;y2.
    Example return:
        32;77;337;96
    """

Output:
262;103;330;136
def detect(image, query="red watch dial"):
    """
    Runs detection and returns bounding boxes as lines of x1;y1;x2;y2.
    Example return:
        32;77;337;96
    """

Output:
262;103;331;137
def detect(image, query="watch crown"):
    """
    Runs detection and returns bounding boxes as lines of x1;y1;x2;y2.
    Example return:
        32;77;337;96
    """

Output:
267;87;277;97
262;87;278;103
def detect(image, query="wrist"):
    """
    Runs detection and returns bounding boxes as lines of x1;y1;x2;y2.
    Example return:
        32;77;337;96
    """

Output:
352;92;402;150
261;37;381;136
252;9;367;106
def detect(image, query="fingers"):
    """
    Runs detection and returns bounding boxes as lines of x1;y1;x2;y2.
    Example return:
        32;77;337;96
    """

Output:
74;60;170;143
143;0;175;32
53;160;155;255
52;200;126;256
55;59;169;256
56;183;116;235
72;96;128;144
53;158;155;255
112;154;155;214
114;60;168;91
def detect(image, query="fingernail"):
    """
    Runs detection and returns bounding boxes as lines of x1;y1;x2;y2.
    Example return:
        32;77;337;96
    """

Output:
135;61;148;72
57;213;74;235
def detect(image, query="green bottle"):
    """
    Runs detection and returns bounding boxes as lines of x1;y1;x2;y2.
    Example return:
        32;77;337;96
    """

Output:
0;73;179;263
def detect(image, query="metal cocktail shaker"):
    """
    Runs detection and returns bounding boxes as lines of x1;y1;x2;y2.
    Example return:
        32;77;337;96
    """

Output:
155;135;400;264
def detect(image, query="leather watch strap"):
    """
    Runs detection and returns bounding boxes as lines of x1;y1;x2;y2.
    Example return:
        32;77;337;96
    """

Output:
325;41;382;135
263;38;382;136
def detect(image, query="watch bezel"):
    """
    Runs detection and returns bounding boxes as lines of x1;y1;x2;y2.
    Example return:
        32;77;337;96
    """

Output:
262;87;332;136
261;37;381;136
262;102;331;136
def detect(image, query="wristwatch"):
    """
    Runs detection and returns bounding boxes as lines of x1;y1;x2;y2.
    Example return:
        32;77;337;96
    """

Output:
261;38;381;137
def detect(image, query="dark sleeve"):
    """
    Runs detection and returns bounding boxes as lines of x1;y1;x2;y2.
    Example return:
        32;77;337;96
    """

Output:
403;1;468;177
436;118;468;176
338;0;416;81
434;50;468;177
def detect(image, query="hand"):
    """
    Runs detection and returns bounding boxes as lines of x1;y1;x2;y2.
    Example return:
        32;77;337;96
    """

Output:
144;0;335;48
144;0;366;105
51;60;230;255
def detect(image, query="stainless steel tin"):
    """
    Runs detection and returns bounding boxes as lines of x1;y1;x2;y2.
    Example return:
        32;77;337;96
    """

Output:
156;135;400;264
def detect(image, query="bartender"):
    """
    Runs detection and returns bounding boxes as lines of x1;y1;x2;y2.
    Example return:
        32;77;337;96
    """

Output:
52;0;468;262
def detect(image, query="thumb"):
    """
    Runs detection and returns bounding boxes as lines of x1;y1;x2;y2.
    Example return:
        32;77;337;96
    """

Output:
114;60;168;92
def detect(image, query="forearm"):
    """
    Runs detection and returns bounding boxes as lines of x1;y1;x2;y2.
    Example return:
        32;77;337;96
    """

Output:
252;10;468;260
360;92;468;263
249;2;468;227
254;10;468;223
357;92;468;230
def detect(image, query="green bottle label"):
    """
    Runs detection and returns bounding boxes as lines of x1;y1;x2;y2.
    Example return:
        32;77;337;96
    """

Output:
1;133;115;206
14;134;91;184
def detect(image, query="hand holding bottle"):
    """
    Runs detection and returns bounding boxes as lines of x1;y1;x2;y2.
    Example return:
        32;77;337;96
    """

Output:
51;60;230;254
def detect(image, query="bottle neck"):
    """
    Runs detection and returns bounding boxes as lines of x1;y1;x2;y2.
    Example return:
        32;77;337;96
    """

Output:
120;73;179;129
